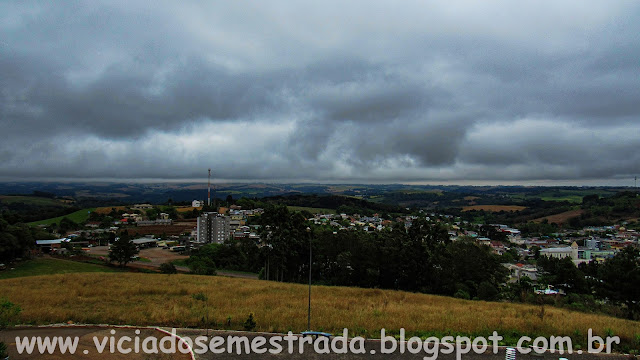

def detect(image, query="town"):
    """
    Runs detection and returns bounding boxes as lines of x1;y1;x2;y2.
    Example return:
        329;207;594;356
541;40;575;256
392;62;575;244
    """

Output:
4;187;634;319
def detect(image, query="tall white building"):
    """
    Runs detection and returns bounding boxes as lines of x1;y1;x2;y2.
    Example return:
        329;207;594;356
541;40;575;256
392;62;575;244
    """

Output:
197;212;230;243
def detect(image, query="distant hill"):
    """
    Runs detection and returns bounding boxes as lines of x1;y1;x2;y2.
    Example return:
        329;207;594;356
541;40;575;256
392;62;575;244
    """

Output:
1;182;637;227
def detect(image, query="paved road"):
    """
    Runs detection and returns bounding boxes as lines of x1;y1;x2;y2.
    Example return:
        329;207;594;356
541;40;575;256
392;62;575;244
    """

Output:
0;327;191;359
2;327;633;360
171;329;633;360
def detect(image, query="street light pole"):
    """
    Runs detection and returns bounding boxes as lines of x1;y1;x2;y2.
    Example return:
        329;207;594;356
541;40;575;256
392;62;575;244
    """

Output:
307;227;312;331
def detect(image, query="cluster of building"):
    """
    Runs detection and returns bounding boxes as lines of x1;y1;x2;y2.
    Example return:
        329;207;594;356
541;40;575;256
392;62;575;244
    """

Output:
195;206;263;243
304;210;639;284
309;212;409;232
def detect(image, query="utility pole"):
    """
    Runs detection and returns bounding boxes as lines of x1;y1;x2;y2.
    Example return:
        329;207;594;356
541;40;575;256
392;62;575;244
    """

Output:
307;241;312;331
307;227;312;331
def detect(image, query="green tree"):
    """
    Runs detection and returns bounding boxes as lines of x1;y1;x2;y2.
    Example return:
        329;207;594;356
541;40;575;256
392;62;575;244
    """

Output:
187;257;217;275
0;220;36;263
108;232;139;267
477;281;499;301
537;256;587;293
258;205;309;282
160;262;178;274
598;247;640;319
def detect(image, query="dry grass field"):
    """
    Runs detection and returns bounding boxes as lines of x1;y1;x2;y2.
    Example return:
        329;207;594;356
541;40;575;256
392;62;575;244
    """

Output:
1;273;639;349
95;206;129;214
462;205;527;212
176;206;202;212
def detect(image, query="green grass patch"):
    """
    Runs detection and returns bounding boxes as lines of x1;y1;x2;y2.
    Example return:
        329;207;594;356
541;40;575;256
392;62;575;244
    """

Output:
0;257;121;279
28;208;96;226
540;195;584;203
287;206;336;214
171;259;188;267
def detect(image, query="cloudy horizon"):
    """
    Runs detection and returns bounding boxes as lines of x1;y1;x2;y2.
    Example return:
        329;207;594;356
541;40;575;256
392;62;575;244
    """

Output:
2;1;639;185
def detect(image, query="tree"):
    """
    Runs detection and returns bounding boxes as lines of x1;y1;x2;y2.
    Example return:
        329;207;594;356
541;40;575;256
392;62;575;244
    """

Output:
598;247;640;319
477;281;499;301
258;205;308;282
187;257;217;275
58;217;79;234
0;220;36;263
160;262;178;274
108;232;138;267
537;256;587;293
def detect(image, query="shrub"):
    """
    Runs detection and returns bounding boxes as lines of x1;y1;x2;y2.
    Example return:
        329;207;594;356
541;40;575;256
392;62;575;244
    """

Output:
454;289;470;300
191;292;208;302
0;298;21;329
243;313;256;331
160;262;178;274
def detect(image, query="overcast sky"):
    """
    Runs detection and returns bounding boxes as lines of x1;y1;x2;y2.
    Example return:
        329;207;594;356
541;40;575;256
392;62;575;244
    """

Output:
1;1;639;185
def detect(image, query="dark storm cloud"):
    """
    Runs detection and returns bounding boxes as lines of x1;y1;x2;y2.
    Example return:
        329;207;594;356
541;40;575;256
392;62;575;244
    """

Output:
1;54;284;138
1;1;640;183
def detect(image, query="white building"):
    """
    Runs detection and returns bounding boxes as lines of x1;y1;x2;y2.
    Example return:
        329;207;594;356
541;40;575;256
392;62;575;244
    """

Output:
539;242;579;260
192;200;203;208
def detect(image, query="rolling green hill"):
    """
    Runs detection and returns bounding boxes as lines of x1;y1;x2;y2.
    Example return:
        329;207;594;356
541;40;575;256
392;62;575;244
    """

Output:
28;208;95;226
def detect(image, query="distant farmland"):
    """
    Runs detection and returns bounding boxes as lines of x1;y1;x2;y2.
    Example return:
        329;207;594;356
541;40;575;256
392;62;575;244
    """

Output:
287;206;336;214
0;195;69;206
462;205;527;212
534;209;584;225
94;206;128;214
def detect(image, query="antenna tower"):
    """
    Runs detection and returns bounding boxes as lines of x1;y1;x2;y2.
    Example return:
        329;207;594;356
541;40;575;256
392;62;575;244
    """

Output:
208;169;211;207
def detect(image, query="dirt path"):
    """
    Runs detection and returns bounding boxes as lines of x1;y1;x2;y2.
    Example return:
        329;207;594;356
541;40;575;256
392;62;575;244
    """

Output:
87;246;258;279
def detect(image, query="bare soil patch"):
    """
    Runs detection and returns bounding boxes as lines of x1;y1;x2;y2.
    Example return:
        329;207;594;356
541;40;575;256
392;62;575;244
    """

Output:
533;209;584;225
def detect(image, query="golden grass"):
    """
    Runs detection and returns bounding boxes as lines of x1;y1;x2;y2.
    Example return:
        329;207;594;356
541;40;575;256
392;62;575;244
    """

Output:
1;274;638;346
462;205;527;212
94;206;129;214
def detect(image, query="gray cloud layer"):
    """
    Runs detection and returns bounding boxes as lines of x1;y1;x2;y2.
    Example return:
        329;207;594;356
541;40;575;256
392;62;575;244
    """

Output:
1;1;639;184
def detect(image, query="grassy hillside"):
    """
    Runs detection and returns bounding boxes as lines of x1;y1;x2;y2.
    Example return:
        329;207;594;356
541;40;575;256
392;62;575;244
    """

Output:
0;258;121;279
1;273;638;351
0;195;68;206
28;207;95;226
